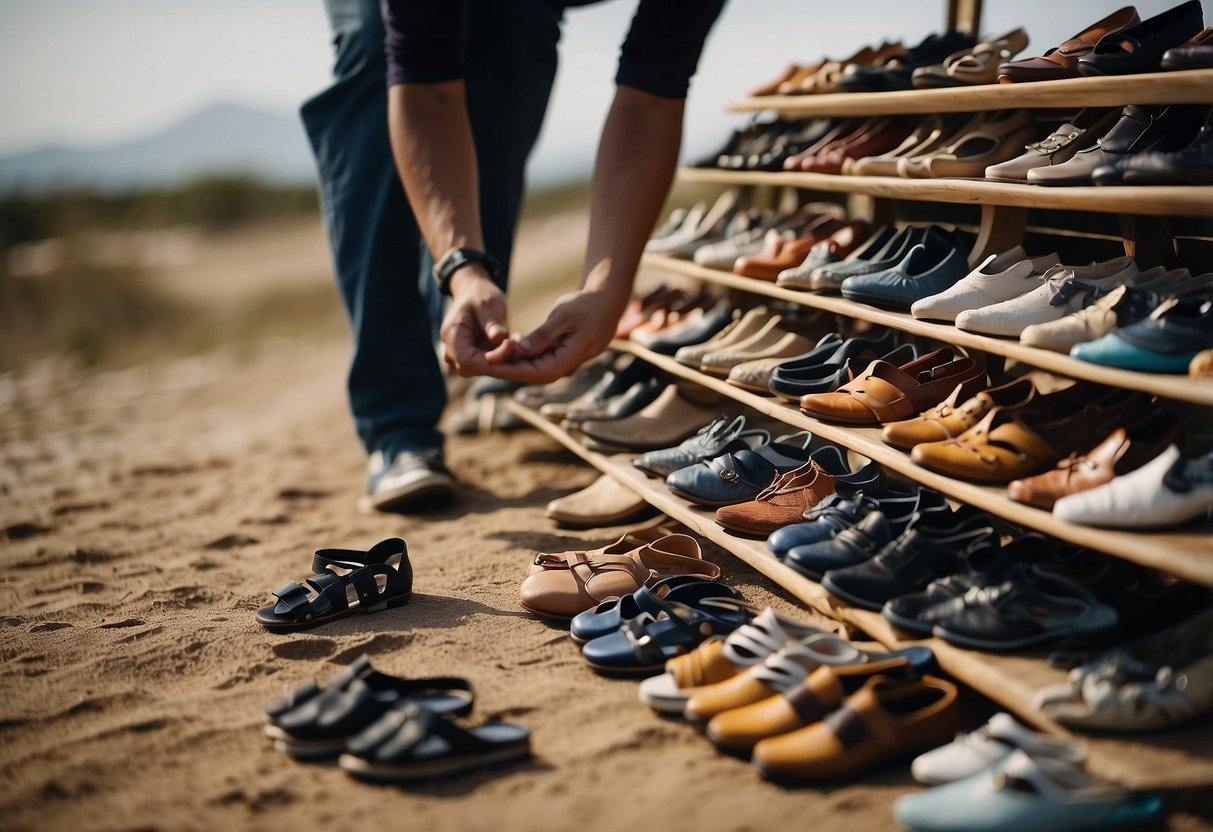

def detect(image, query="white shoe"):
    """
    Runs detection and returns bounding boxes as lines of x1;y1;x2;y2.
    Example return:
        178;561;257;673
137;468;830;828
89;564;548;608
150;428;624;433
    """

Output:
910;712;1086;786
1053;444;1213;528
955;256;1139;337
911;248;1059;322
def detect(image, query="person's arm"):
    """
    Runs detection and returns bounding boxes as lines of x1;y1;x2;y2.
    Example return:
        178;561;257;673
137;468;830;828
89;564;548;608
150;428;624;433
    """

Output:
387;82;515;374
494;86;683;383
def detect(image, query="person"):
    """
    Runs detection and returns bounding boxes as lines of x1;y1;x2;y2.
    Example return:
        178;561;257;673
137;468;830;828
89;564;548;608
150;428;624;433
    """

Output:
302;0;725;513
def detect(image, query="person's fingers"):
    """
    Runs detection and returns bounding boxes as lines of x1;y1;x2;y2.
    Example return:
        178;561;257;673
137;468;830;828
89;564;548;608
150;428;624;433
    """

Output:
517;311;570;357
475;295;510;345
483;338;517;364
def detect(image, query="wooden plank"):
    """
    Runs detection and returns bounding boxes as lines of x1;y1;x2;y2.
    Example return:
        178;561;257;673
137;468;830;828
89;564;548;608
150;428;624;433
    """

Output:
728;68;1213;115
508;398;1213;789
642;254;1213;407
676;167;1213;218
607;337;1213;588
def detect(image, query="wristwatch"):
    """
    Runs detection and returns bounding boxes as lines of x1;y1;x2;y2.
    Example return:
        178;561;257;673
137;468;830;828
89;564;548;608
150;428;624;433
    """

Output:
432;247;500;297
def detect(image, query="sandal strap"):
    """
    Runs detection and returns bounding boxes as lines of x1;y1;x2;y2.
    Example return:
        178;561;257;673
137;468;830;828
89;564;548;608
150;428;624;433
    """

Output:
348;703;494;763
312;537;407;572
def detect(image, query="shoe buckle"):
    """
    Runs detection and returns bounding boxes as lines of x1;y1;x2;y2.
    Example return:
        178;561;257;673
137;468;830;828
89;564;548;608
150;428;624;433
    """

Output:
719;469;740;482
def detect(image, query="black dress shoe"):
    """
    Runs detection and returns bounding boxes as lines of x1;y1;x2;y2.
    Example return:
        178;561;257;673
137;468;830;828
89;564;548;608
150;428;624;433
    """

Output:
1162;25;1213;69
1079;0;1206;76
690;120;773;169
837;31;977;92
643;301;736;356
1096;106;1213;185
821;507;999;612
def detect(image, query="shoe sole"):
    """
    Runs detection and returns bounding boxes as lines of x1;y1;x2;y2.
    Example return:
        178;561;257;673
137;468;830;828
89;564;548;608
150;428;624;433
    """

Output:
361;471;456;514
518;600;575;622
880;606;937;638
257;592;413;634
339;745;531;783
666;484;749;508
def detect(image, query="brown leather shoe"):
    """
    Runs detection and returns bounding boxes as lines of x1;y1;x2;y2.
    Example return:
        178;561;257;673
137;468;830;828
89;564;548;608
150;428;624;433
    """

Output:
734;217;845;281
751;674;960;781
910;389;1152;484
750;62;820;97
801;118;917;174
800;347;987;425
519;533;719;619
881;377;1037;451
998;6;1141;83
714;460;842;534
1007;412;1183;510
705;656;918;754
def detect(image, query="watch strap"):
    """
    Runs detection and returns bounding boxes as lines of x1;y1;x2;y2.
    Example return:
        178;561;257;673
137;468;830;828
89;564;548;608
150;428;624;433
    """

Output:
432;247;500;296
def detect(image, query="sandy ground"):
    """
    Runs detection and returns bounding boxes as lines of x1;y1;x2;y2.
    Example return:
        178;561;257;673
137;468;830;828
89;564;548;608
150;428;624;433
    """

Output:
2;217;1210;832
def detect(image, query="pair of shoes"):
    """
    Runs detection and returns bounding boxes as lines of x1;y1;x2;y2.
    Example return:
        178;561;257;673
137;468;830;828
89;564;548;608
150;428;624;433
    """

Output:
255;538;413;633
912;28;1030;88
768;330;913;401
766;490;880;557
910;247;1060;322
776;224;891;288
265;656;530;782
519;528;719;620
750;41;906;96
364;448;456;512
986;108;1122;181
665;430;817;507
806;225;941;292
633;414;771;479
1072;292;1213;373
839;228;971;310
839;30;977;92
579;383;726;453
675;306;774;368
998;6;1141;82
733;215;847;280
898;110;1036;179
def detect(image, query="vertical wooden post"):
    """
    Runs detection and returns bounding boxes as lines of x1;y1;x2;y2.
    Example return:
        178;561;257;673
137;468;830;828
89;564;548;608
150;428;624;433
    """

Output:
946;0;984;34
969;204;1028;268
1119;215;1180;267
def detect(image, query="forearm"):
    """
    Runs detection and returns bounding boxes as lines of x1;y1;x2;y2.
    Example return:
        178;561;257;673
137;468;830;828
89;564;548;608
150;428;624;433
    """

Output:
387;82;489;294
580;86;685;312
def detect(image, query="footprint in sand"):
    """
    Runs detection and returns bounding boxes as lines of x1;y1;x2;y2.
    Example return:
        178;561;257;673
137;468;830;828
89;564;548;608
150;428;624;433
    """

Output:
328;633;410;664
203;533;259;550
30;622;73;633
271;638;336;660
4;522;51;541
277;487;330;500
97;618;144;629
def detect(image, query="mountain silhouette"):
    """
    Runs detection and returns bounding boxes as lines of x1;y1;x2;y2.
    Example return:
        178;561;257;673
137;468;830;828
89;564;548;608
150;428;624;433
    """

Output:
0;100;317;193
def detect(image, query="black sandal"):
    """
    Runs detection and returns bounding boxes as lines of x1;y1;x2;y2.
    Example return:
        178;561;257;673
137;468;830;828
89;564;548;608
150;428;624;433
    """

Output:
255;538;413;633
339;702;531;782
264;656;474;759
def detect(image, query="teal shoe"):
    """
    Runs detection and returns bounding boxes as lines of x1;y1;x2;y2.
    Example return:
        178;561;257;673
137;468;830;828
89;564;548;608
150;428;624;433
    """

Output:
1070;332;1196;373
894;750;1163;832
1071;294;1213;373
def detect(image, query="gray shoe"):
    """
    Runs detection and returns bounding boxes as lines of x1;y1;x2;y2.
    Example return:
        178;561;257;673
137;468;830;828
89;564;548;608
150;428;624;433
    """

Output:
362;449;455;513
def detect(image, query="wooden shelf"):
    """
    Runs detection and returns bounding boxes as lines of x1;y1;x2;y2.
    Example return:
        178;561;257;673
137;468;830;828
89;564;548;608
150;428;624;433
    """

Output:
728;69;1213;116
676;168;1213;218
508;398;1213;790
643;254;1213;407
607;338;1213;588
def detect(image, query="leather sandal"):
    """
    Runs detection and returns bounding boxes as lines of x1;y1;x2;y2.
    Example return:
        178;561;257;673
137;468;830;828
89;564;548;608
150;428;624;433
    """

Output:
912;27;1030;88
568;575;741;644
800;347;987;425
527;518;681;576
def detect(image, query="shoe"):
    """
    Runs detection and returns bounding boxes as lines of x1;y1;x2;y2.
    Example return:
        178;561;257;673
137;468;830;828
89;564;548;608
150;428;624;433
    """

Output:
997;6;1142;82
822;508;999;612
800;347;987;426
752;674;960;782
1078;0;1205;76
705;654;927;754
776;223;873;287
1019;283;1161;353
569;575;739;644
1096;105;1213;186
728;331;847;392
912;27;1030;88
363;449;455;512
715;453;884;535
809;225;923;292
550;355;655;422
840;231;970;310
674;306;775;368
640;300;735;355
1029;105;1204;186
637;608;824;713
1072;293;1213;373
666;432;816;507
881;377;1037;451
634;414;771;479
1161;24;1213;68
646;190;741;257
911;248;1060;322
910;387;1151;483
1054;443;1213;528
701;330;818;379
766;490;880;557
930;571;1119;650
785;488;952;579
799;119;917;174
734;217;846;281
894;750;1164;832
694;313;787;371
748;331;848;397
545;474;654;528
580;385;723;452
913;110;1036;178
839;30;978;91
514;352;612;410
986;109;1122;181
954;257;1139;337
1008;412;1183;510
526;519;679;577
850;114;972;176
910;712;1086;786
769;333;908;401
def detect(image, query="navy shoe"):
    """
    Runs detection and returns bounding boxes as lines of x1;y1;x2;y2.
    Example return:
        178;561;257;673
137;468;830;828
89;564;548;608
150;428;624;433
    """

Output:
568;576;742;644
840;228;970;311
363;449;455;513
766;491;880;558
665;431;816;507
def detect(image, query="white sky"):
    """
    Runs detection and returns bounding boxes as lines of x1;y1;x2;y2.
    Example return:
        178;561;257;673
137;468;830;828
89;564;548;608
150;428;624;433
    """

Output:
0;0;1198;181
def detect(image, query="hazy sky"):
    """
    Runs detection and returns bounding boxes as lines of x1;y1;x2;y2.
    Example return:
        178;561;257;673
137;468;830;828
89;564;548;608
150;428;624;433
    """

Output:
0;0;1199;181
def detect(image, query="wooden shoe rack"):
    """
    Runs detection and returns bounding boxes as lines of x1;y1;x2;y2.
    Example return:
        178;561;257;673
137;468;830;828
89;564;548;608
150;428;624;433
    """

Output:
512;2;1213;792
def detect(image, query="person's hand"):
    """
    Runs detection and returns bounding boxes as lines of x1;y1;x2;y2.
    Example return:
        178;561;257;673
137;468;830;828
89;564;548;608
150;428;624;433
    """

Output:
486;288;623;384
440;267;518;377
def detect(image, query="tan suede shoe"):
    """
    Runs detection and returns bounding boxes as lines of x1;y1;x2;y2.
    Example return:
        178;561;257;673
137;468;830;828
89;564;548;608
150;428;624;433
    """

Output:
752;674;959;781
545;474;654;529
580;385;723;453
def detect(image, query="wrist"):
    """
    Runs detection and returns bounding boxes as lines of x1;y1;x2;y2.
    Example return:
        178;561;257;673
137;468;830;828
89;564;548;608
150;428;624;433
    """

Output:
447;263;494;299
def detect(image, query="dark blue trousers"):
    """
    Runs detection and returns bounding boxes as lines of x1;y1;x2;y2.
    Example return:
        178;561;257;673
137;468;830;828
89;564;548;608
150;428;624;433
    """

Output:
302;0;561;459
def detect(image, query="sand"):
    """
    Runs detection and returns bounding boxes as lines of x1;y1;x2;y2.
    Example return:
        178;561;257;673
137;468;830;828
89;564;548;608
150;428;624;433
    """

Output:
3;218;1210;832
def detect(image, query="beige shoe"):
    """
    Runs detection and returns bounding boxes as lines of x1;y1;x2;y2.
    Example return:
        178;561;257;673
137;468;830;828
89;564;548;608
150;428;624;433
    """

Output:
727;355;795;393
545;476;655;529
579;385;724;452
701;331;815;378
1020;270;1175;353
674;306;772;368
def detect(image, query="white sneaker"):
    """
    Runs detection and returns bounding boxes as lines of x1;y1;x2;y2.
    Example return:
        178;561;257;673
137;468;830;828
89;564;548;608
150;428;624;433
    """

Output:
910;247;1059;322
360;449;455;513
1054;444;1213;528
910;712;1086;786
955;256;1139;337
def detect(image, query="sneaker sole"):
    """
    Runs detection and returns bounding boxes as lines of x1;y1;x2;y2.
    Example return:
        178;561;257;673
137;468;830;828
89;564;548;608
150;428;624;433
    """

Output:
361;471;456;514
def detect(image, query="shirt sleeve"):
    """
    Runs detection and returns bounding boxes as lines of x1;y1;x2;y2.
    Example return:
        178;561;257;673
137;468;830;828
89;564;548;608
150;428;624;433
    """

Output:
383;0;471;87
615;0;726;99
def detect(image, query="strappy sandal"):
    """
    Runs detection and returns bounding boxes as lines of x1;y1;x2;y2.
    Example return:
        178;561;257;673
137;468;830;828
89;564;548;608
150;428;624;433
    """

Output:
913;28;1030;88
255;538;412;633
264;656;474;759
339;702;531;783
580;596;755;677
526;519;681;576
568;575;742;645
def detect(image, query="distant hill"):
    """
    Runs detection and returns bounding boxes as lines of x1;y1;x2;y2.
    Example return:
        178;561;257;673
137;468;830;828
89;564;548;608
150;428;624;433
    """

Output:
0;101;317;194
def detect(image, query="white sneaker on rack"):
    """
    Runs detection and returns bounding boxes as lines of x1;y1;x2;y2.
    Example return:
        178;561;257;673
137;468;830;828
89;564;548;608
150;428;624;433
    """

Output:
910;247;1059;322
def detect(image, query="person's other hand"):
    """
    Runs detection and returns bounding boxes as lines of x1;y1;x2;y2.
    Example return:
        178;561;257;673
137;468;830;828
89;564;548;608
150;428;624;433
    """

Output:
440;268;518;377
486;288;623;384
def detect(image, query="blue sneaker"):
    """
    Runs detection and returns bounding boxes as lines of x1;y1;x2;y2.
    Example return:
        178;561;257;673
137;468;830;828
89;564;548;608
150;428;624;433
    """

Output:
362;449;455;513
